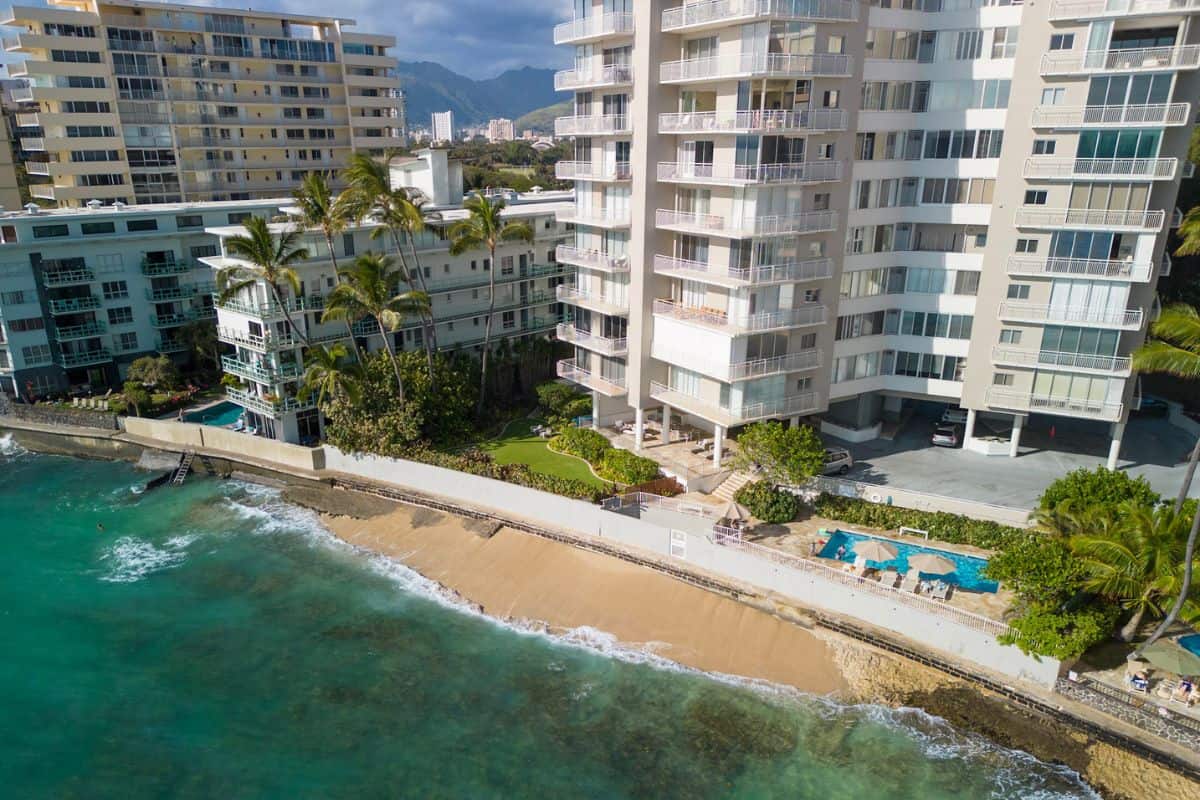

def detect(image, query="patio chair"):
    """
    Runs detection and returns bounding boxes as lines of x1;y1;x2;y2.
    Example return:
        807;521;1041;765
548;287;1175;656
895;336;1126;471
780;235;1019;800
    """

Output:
691;438;711;454
898;572;920;594
877;569;899;588
929;583;951;602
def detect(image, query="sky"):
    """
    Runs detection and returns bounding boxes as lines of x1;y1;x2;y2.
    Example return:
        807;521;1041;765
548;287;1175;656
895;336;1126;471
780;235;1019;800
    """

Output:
2;0;576;79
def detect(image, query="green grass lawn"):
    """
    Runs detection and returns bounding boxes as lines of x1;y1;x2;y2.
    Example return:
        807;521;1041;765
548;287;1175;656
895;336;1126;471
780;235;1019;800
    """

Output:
481;418;607;488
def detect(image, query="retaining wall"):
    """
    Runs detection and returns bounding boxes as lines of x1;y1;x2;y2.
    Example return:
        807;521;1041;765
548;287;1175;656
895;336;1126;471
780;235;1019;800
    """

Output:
122;418;325;472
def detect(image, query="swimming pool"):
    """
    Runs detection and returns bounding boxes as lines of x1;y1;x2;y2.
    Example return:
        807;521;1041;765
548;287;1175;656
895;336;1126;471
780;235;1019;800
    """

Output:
185;401;245;427
1180;634;1200;658
818;530;999;593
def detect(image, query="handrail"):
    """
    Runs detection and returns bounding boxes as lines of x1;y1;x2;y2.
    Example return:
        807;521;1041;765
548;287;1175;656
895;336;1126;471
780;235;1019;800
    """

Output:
555;245;630;273
658;108;847;133
998;302;1144;327
991;347;1132;373
554;64;633;90
554;114;630;136
555;323;628;355
1041;44;1200;74
662;0;859;28
1023;157;1176;179
553;12;634;44
652;299;827;331
1005;255;1152;281
653;254;834;284
1030;103;1191;127
1014;207;1165;230
986;388;1123;419
661;51;852;82
1050;0;1200;18
656;159;842;184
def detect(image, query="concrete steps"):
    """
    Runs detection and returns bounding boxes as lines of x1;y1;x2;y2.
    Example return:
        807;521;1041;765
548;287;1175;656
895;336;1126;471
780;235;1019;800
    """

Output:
711;470;754;502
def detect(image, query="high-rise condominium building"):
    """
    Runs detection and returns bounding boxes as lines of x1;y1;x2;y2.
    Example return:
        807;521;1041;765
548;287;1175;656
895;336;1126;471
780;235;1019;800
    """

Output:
431;110;455;143
553;0;1198;470
2;0;406;207
487;117;515;142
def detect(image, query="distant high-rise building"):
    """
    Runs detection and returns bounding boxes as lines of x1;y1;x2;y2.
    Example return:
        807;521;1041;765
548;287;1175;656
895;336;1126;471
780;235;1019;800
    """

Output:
431;110;455;143
487;118;515;143
1;0;406;207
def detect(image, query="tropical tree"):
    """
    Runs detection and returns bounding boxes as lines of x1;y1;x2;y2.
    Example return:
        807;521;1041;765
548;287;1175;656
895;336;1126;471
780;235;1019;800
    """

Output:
217;216;311;345
321;252;429;402
122;380;150;417
127;354;180;390
446;193;534;413
177;319;219;375
298;343;362;408
292;172;361;360
732;420;826;486
1131;302;1200;652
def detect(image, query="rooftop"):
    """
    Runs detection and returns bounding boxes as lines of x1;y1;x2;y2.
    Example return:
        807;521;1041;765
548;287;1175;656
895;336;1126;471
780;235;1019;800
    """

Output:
0;197;287;221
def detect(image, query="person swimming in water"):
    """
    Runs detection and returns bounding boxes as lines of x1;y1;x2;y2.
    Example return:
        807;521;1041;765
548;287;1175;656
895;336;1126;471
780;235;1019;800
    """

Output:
96;522;105;533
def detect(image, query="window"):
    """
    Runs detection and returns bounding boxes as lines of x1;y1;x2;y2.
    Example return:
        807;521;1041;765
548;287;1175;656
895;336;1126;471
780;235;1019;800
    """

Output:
1;290;26;305
9;317;45;332
822;89;840;108
1016;238;1038;253
81;221;115;235
502;311;515;330
66;125;117;137
993;373;1014;386
62;101;111;113
1040;87;1065;106
227;212;252;224
107;306;133;325
116;332;138;352
191;244;218;259
175;214;204;229
21;344;52;365
1024;190;1047;205
33;224;70;239
343;232;355;257
1007;284;1031;300
1032;139;1055;155
102;280;128;300
50;49;101;63
991;27;1017;59
126;219;158;232
999;329;1022;344
1049;34;1074;51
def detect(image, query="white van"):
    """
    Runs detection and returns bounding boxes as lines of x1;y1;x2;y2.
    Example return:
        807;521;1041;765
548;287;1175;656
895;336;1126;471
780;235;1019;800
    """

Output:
940;407;969;425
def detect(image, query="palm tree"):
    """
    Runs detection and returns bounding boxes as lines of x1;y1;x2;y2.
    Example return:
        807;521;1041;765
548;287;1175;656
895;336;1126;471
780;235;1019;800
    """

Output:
292;172;362;360
298;343;362;408
447;193;534;413
177;319;219;375
1072;504;1197;642
321;252;429;402
1029;499;1108;540
217;216;311;345
1131;302;1200;652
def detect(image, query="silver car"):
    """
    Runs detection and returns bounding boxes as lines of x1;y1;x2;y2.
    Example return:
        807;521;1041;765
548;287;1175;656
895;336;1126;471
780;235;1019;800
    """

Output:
932;424;961;448
822;448;854;475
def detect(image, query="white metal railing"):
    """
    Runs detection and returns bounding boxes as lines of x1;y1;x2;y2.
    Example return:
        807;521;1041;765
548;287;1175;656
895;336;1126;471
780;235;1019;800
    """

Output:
555;160;631;180
655;208;837;237
986;388;1123;420
661;0;859;30
653;255;833;284
554;64;633;90
1161;253;1173;276
9;86;33;102
556;284;629;312
25;162;51;176
656;159;842;184
991;347;1132;374
998;302;1144;328
217;327;299;351
728;348;822;380
1172;207;1184;227
556;359;627;394
554;114;630;136
1013;208;1165;230
653;299;826;332
658;108;847;134
557;208;632;228
655;208;728;234
650;381;821;422
660;52;852;83
1005;255;1153;281
226;387;313;417
555;323;628;355
1041;45;1200;74
18;136;44;151
555;245;630;273
553;12;634;44
602;492;721;519
1030;103;1191;128
1049;0;1200;19
1022;157;1176;180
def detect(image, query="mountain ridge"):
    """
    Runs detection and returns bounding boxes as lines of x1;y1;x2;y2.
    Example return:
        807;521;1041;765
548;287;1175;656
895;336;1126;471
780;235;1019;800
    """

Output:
398;61;559;129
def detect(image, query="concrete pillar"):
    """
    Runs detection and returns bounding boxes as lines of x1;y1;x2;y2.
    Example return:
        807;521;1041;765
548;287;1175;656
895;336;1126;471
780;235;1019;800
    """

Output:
1107;421;1125;470
662;404;672;442
634;407;645;451
788;415;800;428
713;424;725;470
591;391;600;431
964;409;977;441
1009;414;1024;458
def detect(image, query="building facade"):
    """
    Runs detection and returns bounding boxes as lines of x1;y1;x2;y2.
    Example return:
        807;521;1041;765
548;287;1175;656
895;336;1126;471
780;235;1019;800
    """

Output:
2;0;405;207
487;117;515;142
431;110;455;143
553;0;1198;469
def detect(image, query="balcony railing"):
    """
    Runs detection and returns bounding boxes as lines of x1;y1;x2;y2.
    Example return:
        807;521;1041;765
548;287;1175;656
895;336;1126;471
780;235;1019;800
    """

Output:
553;12;634;44
1013;207;1165;231
217;326;300;351
1022;157;1176;181
141;258;192;276
1041;45;1200;75
1161;253;1173;277
998;302;1144;328
221;355;303;384
727;348;822;380
653;255;833;285
649;381;820;424
556;284;629;314
556;208;632;228
555;160;632;181
55;321;108;341
555;245;630;273
661;0;859;30
655;208;837;237
656;159;842;185
1030;103;1191;128
57;348;112;368
554;64;633;91
48;296;101;314
555;323;628;356
986;388;1123;421
1049;0;1200;19
19;136;45;151
653;299;826;333
661;52;852;83
146;284;205;301
554;114;630;136
43;268;96;287
991;347;1132;375
1005;255;1152;281
556;359;627;396
658;108;847;134
216;294;323;318
226;387;314;417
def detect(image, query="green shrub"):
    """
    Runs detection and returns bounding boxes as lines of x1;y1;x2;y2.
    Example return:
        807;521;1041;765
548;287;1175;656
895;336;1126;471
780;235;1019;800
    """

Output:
403;447;612;503
983;535;1084;606
811;493;1025;551
551;426;612;465
598;448;661;485
998;604;1120;661
735;481;800;524
1038;466;1159;511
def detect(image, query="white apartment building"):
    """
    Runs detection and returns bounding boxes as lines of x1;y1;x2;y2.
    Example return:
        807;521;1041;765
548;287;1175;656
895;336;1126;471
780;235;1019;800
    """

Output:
0;197;283;398
431;110;455;143
207;148;572;443
487;117;516;142
2;0;406;207
554;0;1198;470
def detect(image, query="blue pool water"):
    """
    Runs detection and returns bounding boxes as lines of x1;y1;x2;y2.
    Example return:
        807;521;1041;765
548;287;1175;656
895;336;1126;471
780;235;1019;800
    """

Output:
818;531;999;593
185;401;244;427
1180;634;1200;657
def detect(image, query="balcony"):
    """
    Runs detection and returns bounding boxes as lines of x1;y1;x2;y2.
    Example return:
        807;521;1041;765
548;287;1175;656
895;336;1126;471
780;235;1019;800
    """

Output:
555;160;631;181
554;64;633;91
217;327;300;352
216;294;322;319
221;355;303;384
556;208;632;229
1172;207;1184;227
1022;157;1176;181
655;208;837;238
226;386;315;418
1030;103;1191;128
57;348;113;369
727;348;822;381
556;359;627;397
652;255;833;287
1049;0;1200;20
151;312;195;328
43;267;96;287
661;52;852;84
48;296;101;314
556;284;629;316
1040;45;1200;75
986;388;1123;422
141;257;193;276
555;245;630;273
649;381;820;426
661;0;859;31
157;338;188;354
1161;253;1173;277
656;159;842;186
554;114;630;137
55;321;108;341
146;285;202;301
553;12;634;45
19;136;45;151
998;302;1144;329
991;347;1132;376
652;299;826;333
658;108;847;134
1013;208;1165;231
1006;255;1153;282
555;323;628;356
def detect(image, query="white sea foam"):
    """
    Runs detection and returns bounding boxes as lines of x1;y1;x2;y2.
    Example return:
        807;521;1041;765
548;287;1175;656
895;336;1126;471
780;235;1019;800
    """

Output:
0;433;26;457
99;535;193;583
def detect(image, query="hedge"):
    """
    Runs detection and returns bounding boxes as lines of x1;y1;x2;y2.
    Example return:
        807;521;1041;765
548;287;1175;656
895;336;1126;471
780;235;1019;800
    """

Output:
598;448;661;484
551;427;612;465
735;480;800;524
810;493;1026;551
405;447;613;503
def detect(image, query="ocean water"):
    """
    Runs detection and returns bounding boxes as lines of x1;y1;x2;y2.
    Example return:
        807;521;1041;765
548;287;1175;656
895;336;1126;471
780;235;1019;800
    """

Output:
0;436;1099;799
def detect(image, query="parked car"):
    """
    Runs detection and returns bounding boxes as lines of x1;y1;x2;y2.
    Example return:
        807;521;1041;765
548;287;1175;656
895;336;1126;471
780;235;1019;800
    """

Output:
1135;394;1170;417
940;406;969;425
932;424;961;447
822;448;854;475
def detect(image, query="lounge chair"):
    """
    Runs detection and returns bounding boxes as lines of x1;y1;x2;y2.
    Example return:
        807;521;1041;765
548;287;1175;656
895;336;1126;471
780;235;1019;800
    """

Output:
877;569;899;588
230;418;246;433
929;582;951;602
898;573;920;594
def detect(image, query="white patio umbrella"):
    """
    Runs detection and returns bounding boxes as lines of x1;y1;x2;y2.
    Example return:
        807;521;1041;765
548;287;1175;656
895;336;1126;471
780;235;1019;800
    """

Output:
907;553;957;575
854;539;898;562
723;501;751;523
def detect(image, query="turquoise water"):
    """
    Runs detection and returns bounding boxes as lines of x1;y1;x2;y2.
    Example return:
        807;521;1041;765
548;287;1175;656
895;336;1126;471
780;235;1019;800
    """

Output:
1181;634;1200;657
185;400;244;426
0;437;1096;799
820;531;1000;593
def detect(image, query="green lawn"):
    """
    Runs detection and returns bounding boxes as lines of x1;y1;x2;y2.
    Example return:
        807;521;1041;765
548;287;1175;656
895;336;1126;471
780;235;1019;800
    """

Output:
481;418;607;488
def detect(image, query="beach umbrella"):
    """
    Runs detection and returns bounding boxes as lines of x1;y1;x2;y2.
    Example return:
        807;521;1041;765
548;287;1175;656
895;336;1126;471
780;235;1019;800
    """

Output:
1139;640;1200;676
907;553;956;575
854;539;898;562
723;501;750;522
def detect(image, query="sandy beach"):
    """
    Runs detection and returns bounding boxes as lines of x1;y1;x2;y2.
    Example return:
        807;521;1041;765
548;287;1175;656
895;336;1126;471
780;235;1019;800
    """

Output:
322;504;847;696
